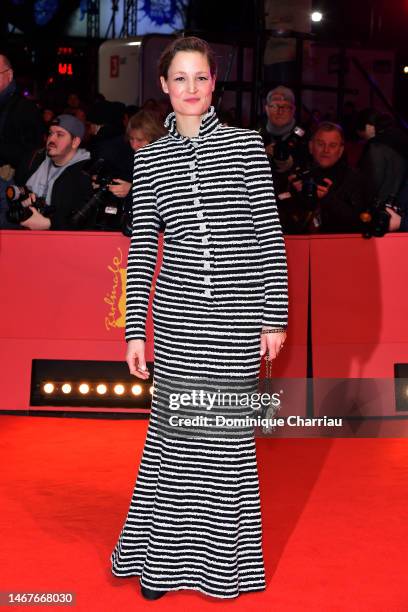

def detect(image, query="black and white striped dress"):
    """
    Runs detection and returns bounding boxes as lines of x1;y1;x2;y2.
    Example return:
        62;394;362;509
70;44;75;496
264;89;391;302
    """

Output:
110;106;288;598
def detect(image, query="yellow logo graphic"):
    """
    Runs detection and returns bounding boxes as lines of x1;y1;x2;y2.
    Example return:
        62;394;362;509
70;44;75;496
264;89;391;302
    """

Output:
104;247;126;330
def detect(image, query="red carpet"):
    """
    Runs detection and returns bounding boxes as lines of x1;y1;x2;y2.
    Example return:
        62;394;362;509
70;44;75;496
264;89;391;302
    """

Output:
1;416;407;611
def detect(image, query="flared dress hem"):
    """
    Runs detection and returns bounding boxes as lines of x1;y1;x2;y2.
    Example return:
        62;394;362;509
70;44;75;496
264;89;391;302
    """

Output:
110;567;266;599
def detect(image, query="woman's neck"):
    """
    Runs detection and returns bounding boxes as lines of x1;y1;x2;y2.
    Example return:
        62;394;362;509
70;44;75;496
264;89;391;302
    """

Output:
175;113;203;138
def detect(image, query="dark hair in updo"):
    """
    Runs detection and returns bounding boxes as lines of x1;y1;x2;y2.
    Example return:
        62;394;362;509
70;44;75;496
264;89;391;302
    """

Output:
158;36;217;80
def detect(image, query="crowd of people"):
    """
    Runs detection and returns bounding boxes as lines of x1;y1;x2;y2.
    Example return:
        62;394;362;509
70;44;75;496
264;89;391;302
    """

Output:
259;85;408;234
1;51;407;236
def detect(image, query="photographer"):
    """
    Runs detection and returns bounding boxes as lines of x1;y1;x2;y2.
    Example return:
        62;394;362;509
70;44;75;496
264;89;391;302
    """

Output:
17;115;92;230
286;122;367;233
357;109;408;202
260;86;309;194
95;109;167;199
0;53;43;183
357;109;408;233
91;109;167;235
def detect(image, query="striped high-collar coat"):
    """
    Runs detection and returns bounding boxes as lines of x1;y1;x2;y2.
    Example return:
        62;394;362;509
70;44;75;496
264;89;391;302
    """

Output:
111;106;289;598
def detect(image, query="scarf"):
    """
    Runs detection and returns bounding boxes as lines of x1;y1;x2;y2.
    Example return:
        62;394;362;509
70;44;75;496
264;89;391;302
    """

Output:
266;117;296;140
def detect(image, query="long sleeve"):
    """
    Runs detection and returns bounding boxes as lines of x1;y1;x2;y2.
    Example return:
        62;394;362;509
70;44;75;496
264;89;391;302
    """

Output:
245;132;289;328
125;154;161;342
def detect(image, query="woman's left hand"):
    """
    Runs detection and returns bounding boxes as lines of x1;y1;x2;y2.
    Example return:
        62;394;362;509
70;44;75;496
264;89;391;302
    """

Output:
260;330;287;360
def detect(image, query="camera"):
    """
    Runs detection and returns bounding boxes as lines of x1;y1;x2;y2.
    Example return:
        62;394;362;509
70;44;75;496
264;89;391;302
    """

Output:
273;126;305;162
5;185;51;224
292;165;325;205
360;195;402;238
71;158;124;230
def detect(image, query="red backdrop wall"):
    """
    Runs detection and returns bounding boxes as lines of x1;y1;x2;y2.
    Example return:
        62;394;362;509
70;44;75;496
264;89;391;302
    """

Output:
2;231;407;413
0;231;309;411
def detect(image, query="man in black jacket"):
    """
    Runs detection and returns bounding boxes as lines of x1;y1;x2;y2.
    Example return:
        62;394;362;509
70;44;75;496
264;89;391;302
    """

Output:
0;53;43;182
19;114;93;230
357;109;408;233
259;86;309;194
285;122;367;233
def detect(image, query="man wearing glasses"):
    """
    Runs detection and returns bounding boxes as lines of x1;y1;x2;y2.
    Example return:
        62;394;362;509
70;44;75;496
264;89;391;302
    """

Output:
260;85;309;231
261;86;308;171
0;53;43;184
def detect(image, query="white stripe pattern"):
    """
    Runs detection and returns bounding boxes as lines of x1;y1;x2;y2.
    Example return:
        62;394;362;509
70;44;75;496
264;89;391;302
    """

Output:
110;106;288;598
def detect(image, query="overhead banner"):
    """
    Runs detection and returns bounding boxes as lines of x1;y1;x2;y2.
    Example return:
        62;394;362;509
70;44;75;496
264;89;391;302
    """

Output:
264;0;311;65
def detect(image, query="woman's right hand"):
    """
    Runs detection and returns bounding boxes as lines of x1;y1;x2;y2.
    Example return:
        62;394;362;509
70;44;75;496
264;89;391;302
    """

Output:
126;339;150;379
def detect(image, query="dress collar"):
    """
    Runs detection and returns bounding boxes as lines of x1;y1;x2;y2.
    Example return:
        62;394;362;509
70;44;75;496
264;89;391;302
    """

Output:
164;105;220;141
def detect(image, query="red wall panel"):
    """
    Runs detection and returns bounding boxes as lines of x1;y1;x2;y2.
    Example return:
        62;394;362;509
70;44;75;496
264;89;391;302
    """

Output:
0;231;308;411
310;234;408;377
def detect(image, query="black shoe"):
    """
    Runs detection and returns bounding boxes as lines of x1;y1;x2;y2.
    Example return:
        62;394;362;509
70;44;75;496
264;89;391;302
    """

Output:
140;585;167;600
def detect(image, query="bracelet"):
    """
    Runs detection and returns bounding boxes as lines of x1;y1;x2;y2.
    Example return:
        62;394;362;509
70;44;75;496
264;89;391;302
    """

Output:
261;327;287;334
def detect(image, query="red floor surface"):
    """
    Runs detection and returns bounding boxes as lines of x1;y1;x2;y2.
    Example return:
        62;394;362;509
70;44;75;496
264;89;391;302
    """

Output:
1;415;407;611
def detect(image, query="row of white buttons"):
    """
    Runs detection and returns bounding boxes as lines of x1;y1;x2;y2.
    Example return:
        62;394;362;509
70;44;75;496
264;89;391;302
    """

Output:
188;157;211;296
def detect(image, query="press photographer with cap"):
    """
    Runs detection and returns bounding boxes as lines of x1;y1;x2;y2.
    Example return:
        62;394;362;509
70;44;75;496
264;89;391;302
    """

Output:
260;85;309;174
18;114;93;230
259;86;310;233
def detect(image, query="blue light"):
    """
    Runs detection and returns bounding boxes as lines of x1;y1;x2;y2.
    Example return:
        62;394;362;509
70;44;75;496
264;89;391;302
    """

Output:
34;0;60;26
141;0;178;26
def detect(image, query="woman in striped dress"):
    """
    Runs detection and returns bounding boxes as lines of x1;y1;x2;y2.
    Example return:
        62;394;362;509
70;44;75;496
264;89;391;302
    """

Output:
110;36;288;600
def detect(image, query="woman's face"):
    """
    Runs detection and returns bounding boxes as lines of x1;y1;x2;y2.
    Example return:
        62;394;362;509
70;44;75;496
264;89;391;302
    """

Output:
129;128;150;151
160;51;215;118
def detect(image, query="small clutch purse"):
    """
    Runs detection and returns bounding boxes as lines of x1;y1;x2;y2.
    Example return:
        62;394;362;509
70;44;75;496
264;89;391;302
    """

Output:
261;355;281;434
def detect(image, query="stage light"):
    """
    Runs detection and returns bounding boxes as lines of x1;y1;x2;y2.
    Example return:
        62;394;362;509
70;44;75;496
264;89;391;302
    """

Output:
131;384;142;396
403;66;408;74
114;384;125;395
31;360;154;410
43;383;54;394
149;385;154;395
96;383;107;395
311;11;323;22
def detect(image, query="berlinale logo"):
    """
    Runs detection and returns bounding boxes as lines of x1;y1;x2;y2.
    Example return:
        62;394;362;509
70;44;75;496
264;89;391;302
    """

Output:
104;247;126;330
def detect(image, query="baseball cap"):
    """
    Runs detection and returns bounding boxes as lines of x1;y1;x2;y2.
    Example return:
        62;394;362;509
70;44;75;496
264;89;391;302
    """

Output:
266;86;295;106
50;114;85;140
